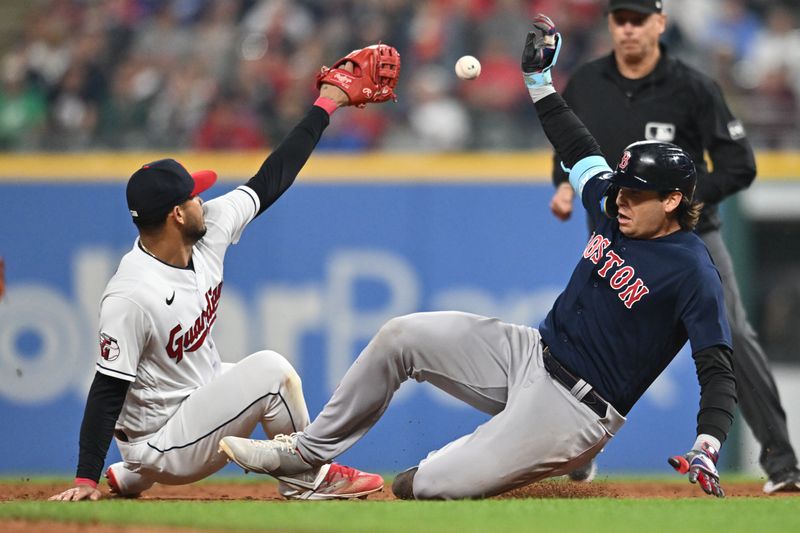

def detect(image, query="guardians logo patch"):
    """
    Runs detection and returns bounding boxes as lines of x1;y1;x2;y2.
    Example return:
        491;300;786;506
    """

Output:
99;332;120;361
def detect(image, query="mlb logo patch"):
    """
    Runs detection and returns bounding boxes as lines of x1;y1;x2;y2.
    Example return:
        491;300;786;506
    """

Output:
727;120;746;140
645;122;676;142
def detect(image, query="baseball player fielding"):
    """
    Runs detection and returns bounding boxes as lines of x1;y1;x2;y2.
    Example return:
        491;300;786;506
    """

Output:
48;44;401;503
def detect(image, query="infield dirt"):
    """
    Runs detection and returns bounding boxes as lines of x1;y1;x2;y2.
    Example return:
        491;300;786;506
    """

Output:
0;478;783;501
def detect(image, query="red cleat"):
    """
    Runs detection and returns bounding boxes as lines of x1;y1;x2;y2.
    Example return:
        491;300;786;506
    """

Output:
279;463;384;500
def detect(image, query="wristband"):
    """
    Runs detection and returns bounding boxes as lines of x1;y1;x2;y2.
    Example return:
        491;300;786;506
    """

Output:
313;97;339;116
693;433;721;454
75;477;98;489
527;84;556;103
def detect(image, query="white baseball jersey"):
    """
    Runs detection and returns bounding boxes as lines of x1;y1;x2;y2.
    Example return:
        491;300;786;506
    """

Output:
95;186;261;439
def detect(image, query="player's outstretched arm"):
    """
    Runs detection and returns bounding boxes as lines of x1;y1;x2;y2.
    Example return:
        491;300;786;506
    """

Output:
49;372;130;502
244;44;400;217
667;342;735;498
669;439;725;498
523;15;611;201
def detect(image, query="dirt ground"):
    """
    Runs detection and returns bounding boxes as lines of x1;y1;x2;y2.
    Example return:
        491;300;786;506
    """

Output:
2;479;794;533
0;478;784;501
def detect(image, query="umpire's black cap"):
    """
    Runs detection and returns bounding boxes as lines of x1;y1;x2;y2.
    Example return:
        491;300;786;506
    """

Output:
607;140;696;200
126;159;217;223
608;0;663;13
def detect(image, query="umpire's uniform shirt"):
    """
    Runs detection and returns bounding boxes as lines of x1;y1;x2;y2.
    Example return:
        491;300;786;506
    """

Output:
552;45;755;234
552;46;800;476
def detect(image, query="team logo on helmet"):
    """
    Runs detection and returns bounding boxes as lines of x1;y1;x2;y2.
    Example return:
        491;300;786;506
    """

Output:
99;332;120;361
619;151;631;170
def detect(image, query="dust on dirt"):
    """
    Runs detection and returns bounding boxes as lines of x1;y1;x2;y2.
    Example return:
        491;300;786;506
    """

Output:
3;478;792;533
0;477;781;502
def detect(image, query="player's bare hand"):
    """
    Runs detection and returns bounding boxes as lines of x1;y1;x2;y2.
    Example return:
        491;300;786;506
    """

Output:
48;484;102;501
668;442;724;498
319;61;353;108
550;183;574;221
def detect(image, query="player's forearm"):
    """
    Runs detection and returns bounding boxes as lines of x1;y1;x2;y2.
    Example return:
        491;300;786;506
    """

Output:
245;105;331;216
694;154;756;205
76;372;129;484
534;92;604;172
692;345;737;444
550;81;577;188
551;152;570;187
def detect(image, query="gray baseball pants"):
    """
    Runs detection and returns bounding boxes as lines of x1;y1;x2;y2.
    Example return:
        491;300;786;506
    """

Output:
297;311;625;499
701;229;798;475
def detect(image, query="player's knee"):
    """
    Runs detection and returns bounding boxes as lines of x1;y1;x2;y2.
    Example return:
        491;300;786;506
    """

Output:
413;461;486;500
410;468;455;500
373;314;423;353
249;350;302;388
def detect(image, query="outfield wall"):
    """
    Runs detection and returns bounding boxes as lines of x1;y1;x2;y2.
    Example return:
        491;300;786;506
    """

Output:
1;152;798;476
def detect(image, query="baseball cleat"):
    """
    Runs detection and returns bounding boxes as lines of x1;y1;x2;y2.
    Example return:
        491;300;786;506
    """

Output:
105;462;147;498
763;468;800;494
219;433;314;477
567;459;597;483
279;463;384;500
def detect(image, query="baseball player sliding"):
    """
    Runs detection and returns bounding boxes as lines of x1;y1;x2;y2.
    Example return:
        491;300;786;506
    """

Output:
219;16;736;499
49;44;401;502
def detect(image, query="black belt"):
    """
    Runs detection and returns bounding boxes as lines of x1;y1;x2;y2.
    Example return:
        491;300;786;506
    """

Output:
542;346;609;418
114;429;129;442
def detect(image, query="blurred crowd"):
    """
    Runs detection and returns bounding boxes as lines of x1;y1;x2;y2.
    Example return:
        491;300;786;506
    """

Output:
1;0;799;152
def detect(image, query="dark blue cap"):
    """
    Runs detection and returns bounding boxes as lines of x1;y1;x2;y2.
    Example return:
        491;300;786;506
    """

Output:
126;159;216;223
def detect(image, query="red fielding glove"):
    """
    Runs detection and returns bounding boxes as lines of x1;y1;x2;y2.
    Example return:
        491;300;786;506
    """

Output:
316;43;401;108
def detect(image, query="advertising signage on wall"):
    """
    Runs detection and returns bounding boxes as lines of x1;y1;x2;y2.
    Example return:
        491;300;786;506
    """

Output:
0;170;703;475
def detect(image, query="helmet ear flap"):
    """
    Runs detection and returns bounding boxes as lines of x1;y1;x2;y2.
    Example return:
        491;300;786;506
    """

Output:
601;185;619;219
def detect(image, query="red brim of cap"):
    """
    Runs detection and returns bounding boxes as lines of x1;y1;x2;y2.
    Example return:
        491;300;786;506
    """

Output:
191;170;217;196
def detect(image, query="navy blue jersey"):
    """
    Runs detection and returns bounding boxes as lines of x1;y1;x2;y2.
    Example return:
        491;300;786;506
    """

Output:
539;157;732;414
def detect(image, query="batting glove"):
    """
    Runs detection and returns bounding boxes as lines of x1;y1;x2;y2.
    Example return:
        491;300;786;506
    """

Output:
521;14;562;89
668;441;724;498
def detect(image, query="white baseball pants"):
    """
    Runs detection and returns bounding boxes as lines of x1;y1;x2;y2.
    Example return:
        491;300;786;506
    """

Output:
111;350;309;493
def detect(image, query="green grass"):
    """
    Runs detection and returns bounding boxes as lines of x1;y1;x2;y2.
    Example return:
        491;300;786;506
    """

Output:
1;476;798;533
1;498;799;533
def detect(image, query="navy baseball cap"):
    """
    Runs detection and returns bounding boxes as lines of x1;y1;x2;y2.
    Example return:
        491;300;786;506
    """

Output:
126;159;217;223
608;0;663;13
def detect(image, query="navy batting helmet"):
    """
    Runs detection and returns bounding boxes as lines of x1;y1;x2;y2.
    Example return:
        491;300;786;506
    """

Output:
607;141;697;200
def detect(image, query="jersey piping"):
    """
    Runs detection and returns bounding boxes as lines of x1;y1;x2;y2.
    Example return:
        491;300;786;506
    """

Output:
146;391;299;453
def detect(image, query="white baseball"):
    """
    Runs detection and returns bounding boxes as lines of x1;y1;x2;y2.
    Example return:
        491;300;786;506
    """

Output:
455;55;481;80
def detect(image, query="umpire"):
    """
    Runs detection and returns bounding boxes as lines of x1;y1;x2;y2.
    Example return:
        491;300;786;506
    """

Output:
550;0;800;493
